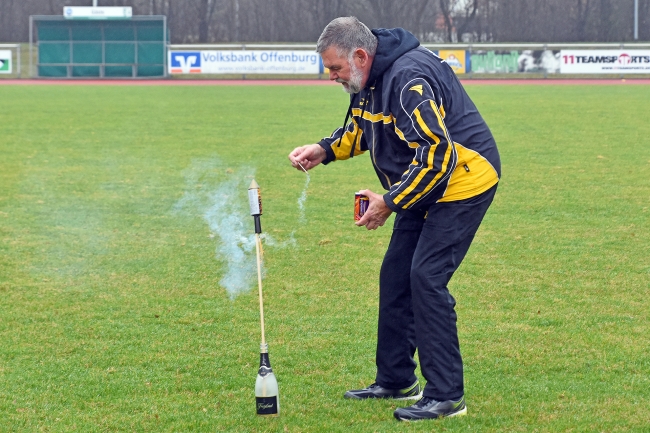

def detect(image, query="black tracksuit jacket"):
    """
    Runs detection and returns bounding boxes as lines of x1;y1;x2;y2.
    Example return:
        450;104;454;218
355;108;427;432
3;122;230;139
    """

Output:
318;28;501;213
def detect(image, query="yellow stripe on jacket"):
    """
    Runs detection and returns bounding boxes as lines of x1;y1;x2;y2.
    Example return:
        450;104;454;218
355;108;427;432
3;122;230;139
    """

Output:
438;143;499;202
329;119;365;160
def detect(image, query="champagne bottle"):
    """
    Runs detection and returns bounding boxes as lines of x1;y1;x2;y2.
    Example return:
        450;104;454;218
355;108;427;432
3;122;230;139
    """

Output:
255;344;279;417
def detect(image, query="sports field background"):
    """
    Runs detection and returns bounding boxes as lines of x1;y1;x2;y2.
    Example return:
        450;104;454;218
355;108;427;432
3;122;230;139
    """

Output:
1;83;649;432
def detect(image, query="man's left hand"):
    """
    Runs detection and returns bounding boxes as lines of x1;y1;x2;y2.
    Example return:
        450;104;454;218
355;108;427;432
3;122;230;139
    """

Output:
356;189;393;230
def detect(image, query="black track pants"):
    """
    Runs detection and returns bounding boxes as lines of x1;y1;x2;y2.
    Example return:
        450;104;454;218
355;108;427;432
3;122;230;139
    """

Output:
375;185;496;401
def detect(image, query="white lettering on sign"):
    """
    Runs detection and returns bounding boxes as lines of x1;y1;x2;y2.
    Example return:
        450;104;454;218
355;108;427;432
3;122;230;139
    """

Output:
168;50;324;74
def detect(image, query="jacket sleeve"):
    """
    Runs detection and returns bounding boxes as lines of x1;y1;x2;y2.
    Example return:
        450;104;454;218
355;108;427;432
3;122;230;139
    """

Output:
384;76;457;212
317;110;368;165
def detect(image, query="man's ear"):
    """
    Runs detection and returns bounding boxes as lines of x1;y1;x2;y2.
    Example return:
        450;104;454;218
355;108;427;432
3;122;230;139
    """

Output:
354;48;370;67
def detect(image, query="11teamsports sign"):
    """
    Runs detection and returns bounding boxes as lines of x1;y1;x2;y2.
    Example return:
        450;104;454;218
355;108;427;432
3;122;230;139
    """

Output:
169;50;324;74
560;50;650;74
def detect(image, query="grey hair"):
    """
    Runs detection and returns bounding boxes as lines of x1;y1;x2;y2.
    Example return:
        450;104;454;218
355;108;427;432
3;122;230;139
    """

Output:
316;17;377;58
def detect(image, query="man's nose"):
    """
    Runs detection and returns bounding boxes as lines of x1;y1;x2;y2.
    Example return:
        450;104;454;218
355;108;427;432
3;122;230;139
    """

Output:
329;71;337;81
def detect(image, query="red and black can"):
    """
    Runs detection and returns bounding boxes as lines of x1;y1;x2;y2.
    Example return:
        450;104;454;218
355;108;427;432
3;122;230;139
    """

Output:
354;192;369;221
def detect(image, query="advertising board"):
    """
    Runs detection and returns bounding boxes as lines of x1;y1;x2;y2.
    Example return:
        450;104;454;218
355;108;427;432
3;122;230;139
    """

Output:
470;50;560;74
0;50;12;74
560;50;650;74
438;50;468;74
168;50;323;74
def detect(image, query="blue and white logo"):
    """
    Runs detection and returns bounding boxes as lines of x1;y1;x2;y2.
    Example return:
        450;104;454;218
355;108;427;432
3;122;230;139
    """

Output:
445;54;463;69
65;7;73;17
170;52;201;73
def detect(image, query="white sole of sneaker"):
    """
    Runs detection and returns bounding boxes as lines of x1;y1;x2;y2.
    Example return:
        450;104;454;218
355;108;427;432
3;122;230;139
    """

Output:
393;391;424;401
447;406;467;417
394;406;467;421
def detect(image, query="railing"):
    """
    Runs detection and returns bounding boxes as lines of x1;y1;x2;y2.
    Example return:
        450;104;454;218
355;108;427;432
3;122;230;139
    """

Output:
168;42;650;50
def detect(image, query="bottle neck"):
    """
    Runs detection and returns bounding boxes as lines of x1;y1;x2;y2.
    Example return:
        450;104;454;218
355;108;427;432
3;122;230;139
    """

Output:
260;352;271;368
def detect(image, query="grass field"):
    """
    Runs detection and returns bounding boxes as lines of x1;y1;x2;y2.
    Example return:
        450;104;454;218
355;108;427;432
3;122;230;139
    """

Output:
1;83;649;432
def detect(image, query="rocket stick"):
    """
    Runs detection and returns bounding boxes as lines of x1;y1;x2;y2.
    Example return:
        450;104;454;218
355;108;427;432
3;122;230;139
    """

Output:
248;180;266;347
255;232;266;346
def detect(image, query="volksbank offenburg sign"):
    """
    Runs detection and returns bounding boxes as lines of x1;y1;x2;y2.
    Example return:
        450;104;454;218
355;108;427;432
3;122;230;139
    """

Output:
560;50;650;73
0;50;12;74
168;50;324;74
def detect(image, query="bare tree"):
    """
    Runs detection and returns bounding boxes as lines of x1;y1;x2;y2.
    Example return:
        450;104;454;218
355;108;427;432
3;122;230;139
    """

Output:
642;0;650;40
454;0;479;42
575;0;593;41
439;0;455;42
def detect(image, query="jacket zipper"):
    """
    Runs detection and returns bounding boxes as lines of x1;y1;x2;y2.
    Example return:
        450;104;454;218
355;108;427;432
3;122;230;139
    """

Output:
369;87;392;187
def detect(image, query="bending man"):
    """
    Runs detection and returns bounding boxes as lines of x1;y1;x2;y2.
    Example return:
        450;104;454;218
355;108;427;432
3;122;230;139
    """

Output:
289;17;501;421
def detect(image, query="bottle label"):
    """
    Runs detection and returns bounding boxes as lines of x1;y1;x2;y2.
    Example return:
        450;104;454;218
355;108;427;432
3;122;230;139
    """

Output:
256;396;278;415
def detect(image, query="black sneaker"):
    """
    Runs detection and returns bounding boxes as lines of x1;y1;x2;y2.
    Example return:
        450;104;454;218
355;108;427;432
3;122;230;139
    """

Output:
344;381;422;400
393;395;467;421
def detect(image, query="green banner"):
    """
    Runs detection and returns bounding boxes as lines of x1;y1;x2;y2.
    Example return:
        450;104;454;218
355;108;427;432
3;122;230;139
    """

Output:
470;50;519;73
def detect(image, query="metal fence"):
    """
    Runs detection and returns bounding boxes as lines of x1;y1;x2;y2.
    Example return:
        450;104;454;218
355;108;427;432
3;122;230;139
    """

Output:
168;43;650;49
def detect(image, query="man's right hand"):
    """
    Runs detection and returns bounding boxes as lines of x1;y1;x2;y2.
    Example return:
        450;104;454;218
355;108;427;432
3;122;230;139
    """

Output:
288;144;327;171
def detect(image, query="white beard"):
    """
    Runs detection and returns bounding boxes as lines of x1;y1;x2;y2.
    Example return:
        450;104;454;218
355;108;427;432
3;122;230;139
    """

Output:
337;62;364;94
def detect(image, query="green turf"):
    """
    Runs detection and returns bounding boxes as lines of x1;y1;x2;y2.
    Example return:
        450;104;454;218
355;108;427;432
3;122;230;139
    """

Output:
0;83;649;432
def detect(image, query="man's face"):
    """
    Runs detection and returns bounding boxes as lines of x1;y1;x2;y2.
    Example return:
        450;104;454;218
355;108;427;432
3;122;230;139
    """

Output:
321;46;365;94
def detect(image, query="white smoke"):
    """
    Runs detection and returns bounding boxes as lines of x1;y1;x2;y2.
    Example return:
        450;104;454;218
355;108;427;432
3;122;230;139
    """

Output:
297;170;310;223
174;159;261;299
203;179;259;299
174;158;308;299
